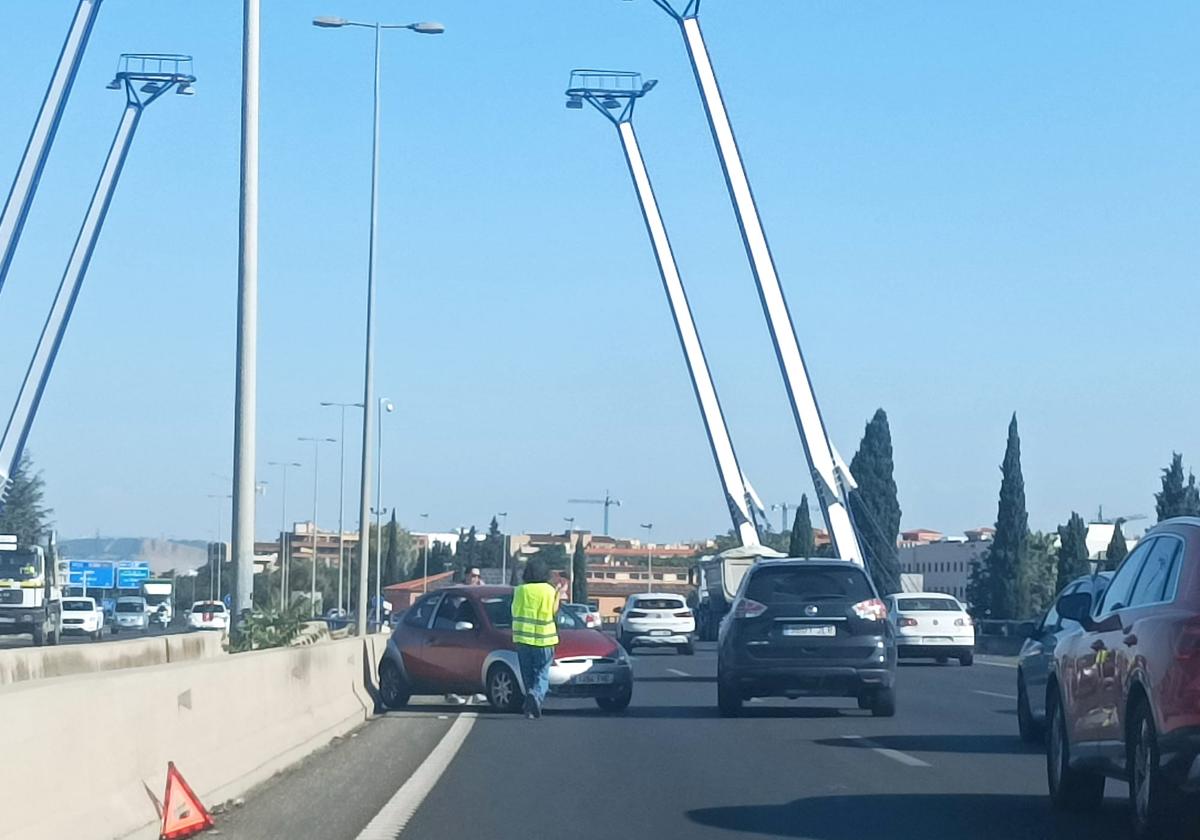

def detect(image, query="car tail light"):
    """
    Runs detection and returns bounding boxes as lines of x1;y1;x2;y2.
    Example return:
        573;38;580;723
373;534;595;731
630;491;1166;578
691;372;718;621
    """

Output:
898;616;918;628
954;617;973;627
1175;617;1200;661
852;598;888;621
733;598;768;619
627;610;647;619
674;610;693;619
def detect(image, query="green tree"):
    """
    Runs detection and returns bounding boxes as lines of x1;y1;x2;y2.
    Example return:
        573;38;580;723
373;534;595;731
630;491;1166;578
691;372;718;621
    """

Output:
571;538;588;603
535;543;569;570
1056;512;1091;593
789;494;815;558
1104;520;1128;571
976;414;1030;619
1023;531;1060;616
455;526;479;572
849;409;902;595
419;541;452;578
1156;452;1200;521
0;452;51;545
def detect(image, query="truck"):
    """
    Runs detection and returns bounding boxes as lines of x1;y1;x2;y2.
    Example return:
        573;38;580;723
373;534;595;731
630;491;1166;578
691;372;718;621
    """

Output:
0;534;62;646
141;578;174;628
691;545;786;641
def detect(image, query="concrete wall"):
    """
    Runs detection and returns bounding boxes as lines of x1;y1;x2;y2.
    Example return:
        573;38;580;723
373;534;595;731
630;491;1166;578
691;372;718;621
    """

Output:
0;634;387;840
0;631;224;686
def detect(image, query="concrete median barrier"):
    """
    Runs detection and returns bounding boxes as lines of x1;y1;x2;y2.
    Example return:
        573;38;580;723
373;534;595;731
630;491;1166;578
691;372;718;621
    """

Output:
0;632;388;840
0;630;224;686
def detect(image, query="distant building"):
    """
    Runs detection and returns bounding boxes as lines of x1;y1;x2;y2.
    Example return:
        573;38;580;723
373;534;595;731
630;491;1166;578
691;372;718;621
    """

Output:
899;529;943;546
896;530;995;601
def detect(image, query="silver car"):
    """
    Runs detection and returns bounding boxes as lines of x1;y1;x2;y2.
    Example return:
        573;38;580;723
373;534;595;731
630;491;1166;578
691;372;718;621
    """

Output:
1016;572;1111;742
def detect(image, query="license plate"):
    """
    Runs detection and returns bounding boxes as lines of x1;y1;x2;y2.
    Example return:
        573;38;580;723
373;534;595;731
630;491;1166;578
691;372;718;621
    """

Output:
574;673;614;685
782;624;835;637
650;629;672;636
924;637;953;643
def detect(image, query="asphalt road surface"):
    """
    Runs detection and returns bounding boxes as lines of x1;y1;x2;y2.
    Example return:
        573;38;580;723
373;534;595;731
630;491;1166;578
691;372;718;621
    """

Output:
216;643;1145;840
0;622;187;649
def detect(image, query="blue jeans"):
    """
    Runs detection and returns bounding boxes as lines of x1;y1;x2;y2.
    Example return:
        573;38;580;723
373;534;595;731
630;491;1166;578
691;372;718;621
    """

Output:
517;644;555;707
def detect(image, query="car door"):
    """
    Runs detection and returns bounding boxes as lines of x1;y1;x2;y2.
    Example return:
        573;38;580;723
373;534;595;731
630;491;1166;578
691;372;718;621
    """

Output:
397;593;443;689
1023;583;1074;720
1070;540;1153;749
426;594;489;692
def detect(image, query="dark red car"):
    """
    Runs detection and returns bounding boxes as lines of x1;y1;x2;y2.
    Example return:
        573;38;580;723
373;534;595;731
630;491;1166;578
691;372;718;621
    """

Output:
378;585;633;713
1047;518;1200;837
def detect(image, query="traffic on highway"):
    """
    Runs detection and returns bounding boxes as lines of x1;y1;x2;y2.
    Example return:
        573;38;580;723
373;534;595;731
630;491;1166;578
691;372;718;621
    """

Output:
1;2;1196;840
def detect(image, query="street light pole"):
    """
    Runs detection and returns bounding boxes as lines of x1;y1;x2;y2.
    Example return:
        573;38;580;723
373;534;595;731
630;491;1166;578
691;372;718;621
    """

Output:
299;436;335;615
497;511;508;586
321;401;363;614
268;460;301;607
208;493;232;601
375;398;394;628
640;523;654;593
312;15;444;639
232;0;261;617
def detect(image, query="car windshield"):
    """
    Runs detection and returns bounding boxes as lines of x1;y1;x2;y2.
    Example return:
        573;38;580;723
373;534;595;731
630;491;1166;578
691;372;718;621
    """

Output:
631;598;684;610
115;602;144;613
897;598;962;612
0;551;40;580
746;566;874;604
62;600;94;611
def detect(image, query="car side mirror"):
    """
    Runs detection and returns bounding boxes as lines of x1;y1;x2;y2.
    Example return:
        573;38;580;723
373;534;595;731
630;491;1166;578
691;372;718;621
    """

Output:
453;621;474;632
1056;592;1093;627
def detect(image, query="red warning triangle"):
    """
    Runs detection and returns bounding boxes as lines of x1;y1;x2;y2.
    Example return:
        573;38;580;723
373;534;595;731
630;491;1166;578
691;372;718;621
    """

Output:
160;762;214;839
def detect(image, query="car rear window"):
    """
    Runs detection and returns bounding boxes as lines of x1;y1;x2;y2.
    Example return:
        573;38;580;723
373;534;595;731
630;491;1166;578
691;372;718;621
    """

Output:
896;598;961;612
746;566;873;604
192;603;225;614
632;598;684;610
115;602;144;613
62;600;94;611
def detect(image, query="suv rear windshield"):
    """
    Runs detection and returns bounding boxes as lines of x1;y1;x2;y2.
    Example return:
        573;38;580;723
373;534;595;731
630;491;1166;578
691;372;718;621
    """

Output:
192;603;225;613
896;598;961;612
632;598;684;610
746;566;874;604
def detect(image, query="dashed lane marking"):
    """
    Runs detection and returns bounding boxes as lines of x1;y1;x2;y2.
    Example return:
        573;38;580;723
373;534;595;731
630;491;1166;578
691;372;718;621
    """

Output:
972;690;1017;701
667;668;690;677
975;658;1018;669
355;712;477;839
840;735;931;768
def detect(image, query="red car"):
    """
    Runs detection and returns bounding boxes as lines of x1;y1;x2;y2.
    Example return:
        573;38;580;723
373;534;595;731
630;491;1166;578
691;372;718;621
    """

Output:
378;585;634;713
1047;518;1200;838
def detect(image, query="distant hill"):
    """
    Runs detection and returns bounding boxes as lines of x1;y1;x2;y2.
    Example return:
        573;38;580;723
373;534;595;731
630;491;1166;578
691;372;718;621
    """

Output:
59;537;208;574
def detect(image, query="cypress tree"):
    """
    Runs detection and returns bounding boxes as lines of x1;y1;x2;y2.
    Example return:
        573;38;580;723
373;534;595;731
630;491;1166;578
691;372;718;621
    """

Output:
983;414;1029;619
789;494;815;558
1156;453;1200;521
571;538;588;603
1104;520;1128;571
1056;512;1091;592
849;409;902;595
383;510;399;585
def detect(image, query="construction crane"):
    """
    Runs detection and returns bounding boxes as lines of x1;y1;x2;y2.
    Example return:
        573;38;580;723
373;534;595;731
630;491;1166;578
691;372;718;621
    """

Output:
1093;507;1147;525
770;502;802;534
568;490;622;537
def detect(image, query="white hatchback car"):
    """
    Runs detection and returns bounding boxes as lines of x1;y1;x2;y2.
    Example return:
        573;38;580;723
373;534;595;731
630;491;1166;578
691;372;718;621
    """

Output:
60;596;104;640
885;592;975;666
187;601;230;631
616;593;696;654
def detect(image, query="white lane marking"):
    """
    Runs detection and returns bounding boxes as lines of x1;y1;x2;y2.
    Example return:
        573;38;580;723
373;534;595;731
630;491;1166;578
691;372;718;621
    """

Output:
976;658;1018;669
667;668;690;677
355;712;477;839
840;735;931;768
973;690;1017;701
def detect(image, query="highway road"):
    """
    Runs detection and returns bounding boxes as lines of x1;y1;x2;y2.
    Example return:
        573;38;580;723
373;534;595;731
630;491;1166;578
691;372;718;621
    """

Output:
214;642;1152;840
0;623;187;649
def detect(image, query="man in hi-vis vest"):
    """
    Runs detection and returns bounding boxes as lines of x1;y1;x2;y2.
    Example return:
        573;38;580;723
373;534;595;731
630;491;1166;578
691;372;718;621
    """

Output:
511;558;559;719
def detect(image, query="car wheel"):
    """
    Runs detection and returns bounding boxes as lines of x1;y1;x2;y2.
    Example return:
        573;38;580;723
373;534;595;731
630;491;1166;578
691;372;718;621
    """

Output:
870;687;897;718
1129;700;1182;839
678;641;695;656
959;651;974;667
487;664;524;714
596;686;633;713
378;659;411;710
935;656;949;665
31;622;45;647
857;692;873;710
91;630;102;642
717;674;742;717
1017;673;1043;744
1047;690;1104;811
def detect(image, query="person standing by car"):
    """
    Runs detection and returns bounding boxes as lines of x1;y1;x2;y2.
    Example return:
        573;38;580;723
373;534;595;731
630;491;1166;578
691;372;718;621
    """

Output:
512;558;559;719
446;567;488;706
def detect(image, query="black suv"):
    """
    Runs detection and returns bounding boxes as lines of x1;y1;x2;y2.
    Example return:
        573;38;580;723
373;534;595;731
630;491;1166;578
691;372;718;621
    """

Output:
717;559;897;717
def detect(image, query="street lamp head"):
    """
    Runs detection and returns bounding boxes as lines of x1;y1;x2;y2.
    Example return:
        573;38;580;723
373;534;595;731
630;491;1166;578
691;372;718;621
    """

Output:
382;399;395;413
408;22;445;35
313;16;347;28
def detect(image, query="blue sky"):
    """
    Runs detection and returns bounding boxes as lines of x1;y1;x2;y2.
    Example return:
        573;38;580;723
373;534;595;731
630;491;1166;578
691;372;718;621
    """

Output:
0;1;1197;545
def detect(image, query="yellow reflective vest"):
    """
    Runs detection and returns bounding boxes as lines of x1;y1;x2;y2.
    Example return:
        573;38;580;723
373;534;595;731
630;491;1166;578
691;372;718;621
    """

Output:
511;582;559;647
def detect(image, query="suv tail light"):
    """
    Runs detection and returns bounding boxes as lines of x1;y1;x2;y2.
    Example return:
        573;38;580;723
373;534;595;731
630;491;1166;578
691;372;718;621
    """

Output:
674;610;693;619
898;616;918;627
1175;617;1200;661
733;598;768;619
852;598;888;622
627;610;647;619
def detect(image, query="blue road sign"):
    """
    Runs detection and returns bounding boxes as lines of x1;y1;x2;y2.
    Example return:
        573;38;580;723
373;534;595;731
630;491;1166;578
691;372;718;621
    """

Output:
68;560;115;589
116;563;151;589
